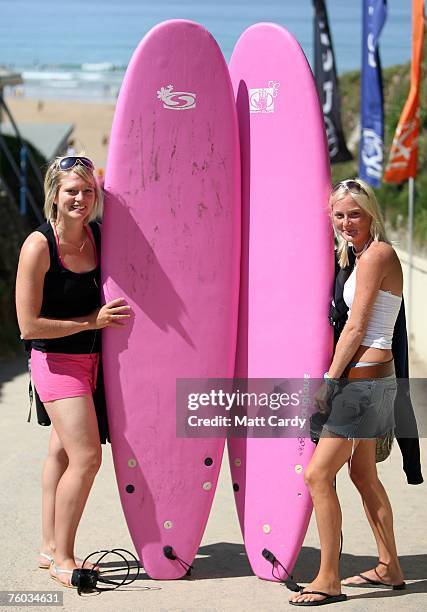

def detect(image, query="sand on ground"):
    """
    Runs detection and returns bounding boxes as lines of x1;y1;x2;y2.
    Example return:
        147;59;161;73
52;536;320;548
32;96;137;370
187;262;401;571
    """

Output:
5;97;115;169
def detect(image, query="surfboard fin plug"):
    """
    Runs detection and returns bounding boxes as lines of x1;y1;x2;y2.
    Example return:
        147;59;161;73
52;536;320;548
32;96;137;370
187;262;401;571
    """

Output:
262;548;276;564
163;546;194;577
261;548;302;592
163;545;177;560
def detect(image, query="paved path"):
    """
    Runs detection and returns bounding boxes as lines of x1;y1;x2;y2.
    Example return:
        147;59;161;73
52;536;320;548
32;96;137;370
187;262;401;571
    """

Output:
1;356;426;611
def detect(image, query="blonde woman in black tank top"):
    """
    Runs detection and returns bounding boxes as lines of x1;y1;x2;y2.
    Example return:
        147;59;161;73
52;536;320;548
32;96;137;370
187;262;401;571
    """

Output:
16;156;131;587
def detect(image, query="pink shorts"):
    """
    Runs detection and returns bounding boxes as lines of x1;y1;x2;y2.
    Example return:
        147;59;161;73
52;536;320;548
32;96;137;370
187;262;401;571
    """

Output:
30;349;99;403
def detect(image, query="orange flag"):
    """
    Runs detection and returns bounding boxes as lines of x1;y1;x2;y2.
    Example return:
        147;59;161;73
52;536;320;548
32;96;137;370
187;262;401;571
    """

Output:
384;0;425;183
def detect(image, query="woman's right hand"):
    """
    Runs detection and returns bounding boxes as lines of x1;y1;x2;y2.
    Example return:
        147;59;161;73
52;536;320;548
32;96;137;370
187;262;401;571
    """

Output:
91;298;131;329
314;381;335;414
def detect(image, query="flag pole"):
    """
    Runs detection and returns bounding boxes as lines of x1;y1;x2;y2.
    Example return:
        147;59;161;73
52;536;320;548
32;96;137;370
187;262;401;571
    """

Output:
383;0;424;349
407;176;415;348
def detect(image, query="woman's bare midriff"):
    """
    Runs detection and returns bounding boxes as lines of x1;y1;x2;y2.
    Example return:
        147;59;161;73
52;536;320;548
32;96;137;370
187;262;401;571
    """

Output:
351;344;393;365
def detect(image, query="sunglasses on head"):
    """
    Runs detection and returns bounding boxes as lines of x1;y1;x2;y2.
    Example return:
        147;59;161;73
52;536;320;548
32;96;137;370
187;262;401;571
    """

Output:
58;156;94;171
332;179;368;196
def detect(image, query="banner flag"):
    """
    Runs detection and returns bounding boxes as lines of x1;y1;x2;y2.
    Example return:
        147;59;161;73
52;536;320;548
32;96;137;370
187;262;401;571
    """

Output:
313;0;353;163
359;0;388;187
384;0;425;183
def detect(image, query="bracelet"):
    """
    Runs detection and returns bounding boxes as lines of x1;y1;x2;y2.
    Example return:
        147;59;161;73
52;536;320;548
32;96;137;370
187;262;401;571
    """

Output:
323;372;335;384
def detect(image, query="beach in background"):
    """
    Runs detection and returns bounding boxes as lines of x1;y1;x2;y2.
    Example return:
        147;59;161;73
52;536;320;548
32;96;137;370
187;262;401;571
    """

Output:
1;0;412;103
1;1;415;172
6;97;115;169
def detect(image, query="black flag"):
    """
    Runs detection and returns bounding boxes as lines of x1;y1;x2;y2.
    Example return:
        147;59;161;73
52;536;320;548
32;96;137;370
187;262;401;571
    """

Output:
313;0;353;163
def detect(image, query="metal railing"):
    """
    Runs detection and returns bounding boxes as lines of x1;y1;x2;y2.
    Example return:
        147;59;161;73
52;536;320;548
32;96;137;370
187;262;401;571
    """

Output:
0;95;44;223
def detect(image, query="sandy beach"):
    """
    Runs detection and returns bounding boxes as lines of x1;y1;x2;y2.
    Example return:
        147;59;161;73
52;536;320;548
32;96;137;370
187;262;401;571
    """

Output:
5;96;116;169
1;354;426;612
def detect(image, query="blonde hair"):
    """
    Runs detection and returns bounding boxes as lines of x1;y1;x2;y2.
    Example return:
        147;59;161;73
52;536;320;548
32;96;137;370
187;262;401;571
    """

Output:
43;155;103;223
329;178;390;268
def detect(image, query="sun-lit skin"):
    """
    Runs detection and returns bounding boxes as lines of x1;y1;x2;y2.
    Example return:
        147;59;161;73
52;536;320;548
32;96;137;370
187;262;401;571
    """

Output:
289;189;405;605
331;194;372;252
55;172;96;227
15;160;133;586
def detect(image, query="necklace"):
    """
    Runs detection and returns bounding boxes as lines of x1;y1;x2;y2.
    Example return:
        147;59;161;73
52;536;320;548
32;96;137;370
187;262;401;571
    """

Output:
54;224;87;252
69;239;87;252
352;238;372;258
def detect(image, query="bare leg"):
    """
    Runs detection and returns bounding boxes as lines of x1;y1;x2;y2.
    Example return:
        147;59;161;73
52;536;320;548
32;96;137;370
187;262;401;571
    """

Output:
290;435;355;604
342;439;405;586
44;395;102;585
39;427;68;565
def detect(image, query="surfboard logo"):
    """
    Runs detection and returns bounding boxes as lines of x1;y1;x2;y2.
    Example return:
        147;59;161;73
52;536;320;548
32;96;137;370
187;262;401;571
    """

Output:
157;84;196;110
249;81;280;114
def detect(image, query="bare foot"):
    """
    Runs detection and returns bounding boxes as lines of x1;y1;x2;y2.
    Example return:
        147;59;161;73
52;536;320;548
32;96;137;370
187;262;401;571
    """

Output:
76;557;100;571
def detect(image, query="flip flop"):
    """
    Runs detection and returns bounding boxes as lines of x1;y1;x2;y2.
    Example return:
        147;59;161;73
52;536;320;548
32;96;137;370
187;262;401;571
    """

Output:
39;553;99;572
38;552;54;569
342;569;406;590
50;565;76;589
289;590;348;606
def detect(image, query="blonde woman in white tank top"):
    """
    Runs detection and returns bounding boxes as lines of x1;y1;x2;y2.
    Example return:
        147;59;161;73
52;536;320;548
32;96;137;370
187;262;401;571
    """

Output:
290;179;405;606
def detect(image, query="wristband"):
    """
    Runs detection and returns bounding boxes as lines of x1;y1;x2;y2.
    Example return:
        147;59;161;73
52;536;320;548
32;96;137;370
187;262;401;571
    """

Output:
323;372;335;384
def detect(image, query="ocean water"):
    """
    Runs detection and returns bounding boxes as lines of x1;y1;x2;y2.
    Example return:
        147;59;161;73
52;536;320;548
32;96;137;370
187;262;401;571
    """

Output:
0;0;412;102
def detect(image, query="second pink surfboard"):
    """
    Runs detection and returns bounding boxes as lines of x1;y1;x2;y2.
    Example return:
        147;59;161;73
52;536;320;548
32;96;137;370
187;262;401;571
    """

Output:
228;23;334;581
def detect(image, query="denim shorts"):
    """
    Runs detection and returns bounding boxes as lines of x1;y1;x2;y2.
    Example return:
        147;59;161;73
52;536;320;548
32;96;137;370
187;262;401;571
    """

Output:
322;375;397;439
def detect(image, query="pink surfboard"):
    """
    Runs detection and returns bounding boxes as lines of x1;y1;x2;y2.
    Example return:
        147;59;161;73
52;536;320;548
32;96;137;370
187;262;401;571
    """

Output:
102;20;240;579
228;23;334;581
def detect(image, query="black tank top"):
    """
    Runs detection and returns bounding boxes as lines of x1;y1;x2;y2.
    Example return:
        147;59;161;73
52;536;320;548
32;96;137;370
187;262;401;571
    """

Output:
31;221;101;354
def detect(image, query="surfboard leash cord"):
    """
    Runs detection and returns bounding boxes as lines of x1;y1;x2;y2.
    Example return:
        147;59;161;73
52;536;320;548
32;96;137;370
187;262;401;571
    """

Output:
262;548;302;591
163;545;194;576
334;477;344;560
262;479;343;592
72;548;140;595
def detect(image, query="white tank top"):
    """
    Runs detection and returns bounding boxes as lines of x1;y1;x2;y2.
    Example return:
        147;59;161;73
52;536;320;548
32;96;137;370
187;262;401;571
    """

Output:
343;266;402;349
